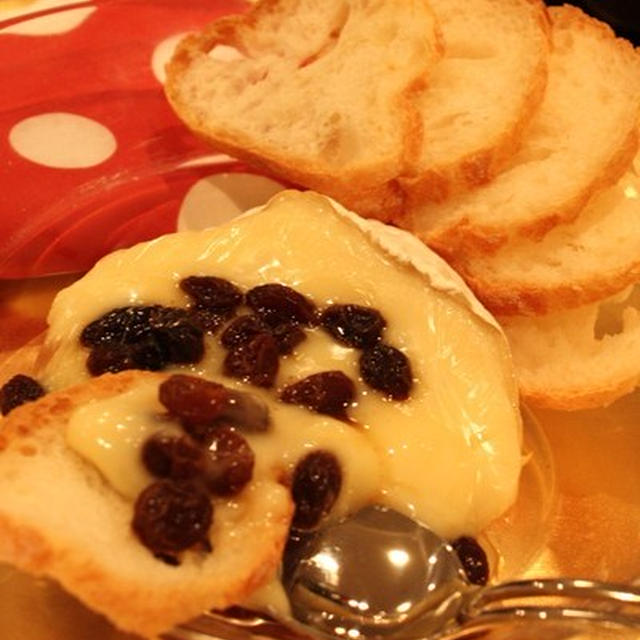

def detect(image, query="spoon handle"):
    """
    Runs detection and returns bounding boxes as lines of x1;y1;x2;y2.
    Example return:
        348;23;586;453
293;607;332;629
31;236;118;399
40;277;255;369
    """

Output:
456;578;640;637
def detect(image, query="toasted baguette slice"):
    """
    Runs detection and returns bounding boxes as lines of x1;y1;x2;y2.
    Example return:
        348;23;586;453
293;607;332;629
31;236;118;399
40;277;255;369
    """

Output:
0;371;293;639
501;284;640;410
399;0;550;204
453;149;640;316
165;0;443;221
404;6;640;257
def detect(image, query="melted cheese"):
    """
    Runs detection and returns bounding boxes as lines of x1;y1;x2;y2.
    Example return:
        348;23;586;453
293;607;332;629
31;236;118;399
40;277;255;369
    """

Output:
47;190;522;539
66;381;177;498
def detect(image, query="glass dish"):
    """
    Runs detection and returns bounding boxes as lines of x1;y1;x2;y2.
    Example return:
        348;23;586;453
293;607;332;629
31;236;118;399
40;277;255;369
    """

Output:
1;2;639;640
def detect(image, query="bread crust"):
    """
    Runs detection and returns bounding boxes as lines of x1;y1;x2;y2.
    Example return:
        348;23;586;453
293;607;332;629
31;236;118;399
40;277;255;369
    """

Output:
424;125;639;258
459;258;640;317
518;377;640;411
0;371;293;638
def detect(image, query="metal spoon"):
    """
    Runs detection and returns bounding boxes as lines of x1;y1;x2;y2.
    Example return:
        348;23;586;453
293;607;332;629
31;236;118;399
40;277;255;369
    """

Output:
280;504;640;639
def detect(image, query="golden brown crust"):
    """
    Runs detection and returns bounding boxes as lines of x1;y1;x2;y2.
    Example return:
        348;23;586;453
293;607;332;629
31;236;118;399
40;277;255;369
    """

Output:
435;139;627;249
421;121;639;260
0;371;293;638
452;257;640;317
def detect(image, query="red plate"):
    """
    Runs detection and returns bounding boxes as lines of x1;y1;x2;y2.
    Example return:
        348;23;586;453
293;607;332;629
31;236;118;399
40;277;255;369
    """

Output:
0;0;284;278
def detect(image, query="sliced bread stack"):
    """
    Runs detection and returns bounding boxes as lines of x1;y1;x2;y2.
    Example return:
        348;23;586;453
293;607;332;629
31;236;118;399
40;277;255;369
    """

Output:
403;5;640;410
165;1;640;410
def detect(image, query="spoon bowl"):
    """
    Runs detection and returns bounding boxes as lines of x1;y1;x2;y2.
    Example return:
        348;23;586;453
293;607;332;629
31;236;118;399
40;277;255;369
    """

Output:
282;505;640;640
283;505;468;638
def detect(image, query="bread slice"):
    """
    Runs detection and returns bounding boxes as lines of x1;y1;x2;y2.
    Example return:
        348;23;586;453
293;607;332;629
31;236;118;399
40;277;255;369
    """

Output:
0;370;293;639
399;0;551;204
452;149;640;316
404;5;640;257
165;0;443;221
500;284;640;410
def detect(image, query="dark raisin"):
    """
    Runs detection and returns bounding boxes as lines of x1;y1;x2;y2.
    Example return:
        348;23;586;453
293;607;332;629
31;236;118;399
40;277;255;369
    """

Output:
223;333;279;388
190;308;227;334
246;284;316;328
158;374;270;437
132;480;213;559
159;375;229;432
149;307;204;364
280;371;355;419
451;536;489;586
86;338;166;376
142;433;205;481
80;306;156;347
204;426;255;496
87;344;136;375
320;304;386;348
291;450;342;530
180;276;243;314
81;306;204;375
220;315;269;349
221;314;306;355
359;343;413;400
0;374;45;416
270;322;307;355
218;390;270;432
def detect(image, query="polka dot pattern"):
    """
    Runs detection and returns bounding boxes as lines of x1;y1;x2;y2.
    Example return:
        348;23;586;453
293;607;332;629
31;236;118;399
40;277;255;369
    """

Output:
0;0;287;279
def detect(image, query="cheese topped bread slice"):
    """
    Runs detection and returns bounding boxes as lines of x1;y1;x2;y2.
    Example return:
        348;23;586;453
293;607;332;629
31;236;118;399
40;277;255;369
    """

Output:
400;0;550;204
405;5;640;257
165;0;443;221
0;370;294;639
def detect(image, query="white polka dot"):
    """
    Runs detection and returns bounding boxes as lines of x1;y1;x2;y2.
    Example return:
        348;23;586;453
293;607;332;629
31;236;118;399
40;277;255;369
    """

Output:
9;112;117;169
178;173;284;231
151;32;189;84
0;0;95;36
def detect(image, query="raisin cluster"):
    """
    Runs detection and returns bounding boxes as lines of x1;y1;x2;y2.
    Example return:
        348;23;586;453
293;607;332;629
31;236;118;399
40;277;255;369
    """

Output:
133;374;264;564
72;277;416;559
220;283;316;388
78;277;414;419
80;305;205;376
319;304;413;401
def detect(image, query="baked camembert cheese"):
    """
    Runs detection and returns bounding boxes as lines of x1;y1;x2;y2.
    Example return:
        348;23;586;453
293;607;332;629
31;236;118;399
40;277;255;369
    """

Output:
43;190;522;537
